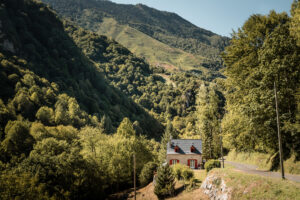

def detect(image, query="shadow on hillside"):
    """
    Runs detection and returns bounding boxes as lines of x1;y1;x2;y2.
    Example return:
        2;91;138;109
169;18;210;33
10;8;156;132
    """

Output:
3;1;163;138
174;184;185;196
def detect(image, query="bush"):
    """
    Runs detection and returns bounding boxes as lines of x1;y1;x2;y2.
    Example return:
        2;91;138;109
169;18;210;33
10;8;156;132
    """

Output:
172;163;194;181
182;168;194;181
205;160;221;172
139;162;157;186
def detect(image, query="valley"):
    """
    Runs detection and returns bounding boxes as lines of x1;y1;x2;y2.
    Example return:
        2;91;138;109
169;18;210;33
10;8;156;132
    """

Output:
0;0;299;199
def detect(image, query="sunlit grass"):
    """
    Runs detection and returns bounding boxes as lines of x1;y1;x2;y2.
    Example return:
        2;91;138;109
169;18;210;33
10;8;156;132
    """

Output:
227;149;300;174
96;18;208;72
210;168;300;200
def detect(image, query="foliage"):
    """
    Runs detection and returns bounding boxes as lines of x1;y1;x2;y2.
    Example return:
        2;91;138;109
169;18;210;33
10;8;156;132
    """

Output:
172;163;194;181
139;161;157;186
0;0;160;198
221;9;300;161
205;159;221;172
158;120;178;164
41;0;229;72
227;149;300;174
0;0;162;139
196;83;221;159
154;164;175;200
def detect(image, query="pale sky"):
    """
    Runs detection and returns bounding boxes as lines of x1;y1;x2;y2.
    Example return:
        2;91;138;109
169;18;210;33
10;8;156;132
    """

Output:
111;0;294;37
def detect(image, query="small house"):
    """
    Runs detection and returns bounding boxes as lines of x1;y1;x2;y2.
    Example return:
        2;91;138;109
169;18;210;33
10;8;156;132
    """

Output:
167;139;202;169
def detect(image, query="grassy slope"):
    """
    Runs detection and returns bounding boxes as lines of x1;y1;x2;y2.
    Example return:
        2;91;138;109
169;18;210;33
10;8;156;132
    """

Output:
210;168;300;200
126;169;209;200
87;17;209;72
41;0;227;73
227;150;300;174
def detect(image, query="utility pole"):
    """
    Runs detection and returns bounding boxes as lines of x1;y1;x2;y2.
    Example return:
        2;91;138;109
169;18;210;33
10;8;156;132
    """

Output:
133;154;136;200
274;81;285;180
219;119;224;168
220;136;224;168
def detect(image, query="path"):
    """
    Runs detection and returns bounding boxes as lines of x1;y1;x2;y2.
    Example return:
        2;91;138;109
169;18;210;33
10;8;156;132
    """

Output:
225;160;300;183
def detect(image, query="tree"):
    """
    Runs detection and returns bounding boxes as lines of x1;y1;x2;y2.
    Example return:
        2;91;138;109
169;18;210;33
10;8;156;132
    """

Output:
116;117;135;138
139;162;157;186
196;84;220;159
1;120;34;159
36;106;54;125
100;114;113;133
291;0;300;45
222;10;300;158
158;120;177;164
154;164;175;200
79;126;103;157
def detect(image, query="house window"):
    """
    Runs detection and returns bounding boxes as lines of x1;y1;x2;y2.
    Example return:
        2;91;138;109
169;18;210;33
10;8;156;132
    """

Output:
188;159;197;169
174;146;179;152
170;159;179;165
190;160;195;168
191;145;195;152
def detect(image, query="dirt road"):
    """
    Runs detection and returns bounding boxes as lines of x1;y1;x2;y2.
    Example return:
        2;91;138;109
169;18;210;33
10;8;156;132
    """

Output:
225;160;300;183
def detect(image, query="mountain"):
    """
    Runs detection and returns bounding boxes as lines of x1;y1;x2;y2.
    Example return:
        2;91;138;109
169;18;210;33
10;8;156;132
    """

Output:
0;0;168;197
41;0;229;73
0;0;163;138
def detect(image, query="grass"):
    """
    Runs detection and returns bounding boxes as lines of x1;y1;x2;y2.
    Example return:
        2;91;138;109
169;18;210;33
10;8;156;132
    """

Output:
95;18;210;72
226;149;300;174
226;149;271;170
193;169;207;185
126;169;209;200
210;168;300;200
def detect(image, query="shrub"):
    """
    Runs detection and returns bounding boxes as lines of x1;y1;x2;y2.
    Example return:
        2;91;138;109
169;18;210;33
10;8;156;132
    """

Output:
205;160;221;172
139;162;157;186
182;168;194;181
172;163;194;181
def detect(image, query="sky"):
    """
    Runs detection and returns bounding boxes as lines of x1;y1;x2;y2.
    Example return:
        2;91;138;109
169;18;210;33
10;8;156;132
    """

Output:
111;0;293;37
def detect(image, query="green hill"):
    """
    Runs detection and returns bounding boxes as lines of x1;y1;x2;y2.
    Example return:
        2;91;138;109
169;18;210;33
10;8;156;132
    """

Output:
0;0;167;198
41;0;229;72
0;0;163;138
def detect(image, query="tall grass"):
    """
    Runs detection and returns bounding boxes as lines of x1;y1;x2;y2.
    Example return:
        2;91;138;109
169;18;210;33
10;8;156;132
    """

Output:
210;168;300;200
226;149;300;174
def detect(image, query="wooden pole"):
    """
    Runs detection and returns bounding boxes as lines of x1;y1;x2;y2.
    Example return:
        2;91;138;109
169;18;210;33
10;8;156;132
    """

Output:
219;119;224;168
134;154;136;200
220;136;224;168
274;81;285;179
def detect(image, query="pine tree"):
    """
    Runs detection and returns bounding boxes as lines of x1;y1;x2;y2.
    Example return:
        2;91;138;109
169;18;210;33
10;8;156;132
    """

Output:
196;83;220;159
154;164;175;200
158;120;177;163
116;117;135;138
100;114;113;133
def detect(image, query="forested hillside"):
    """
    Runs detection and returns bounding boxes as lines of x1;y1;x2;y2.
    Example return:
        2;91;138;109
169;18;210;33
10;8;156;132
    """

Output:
0;0;226;198
0;0;165;137
65;22;223;138
1;0;298;199
41;0;229;73
0;0;165;198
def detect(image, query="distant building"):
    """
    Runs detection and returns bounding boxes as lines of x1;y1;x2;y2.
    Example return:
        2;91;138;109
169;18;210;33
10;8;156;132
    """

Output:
166;139;202;169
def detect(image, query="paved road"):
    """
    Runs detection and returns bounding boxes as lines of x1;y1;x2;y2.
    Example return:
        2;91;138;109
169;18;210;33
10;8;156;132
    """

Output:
225;160;300;183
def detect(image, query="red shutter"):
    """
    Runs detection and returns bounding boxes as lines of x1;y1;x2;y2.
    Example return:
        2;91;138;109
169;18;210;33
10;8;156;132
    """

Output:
195;159;198;169
188;159;190;167
170;159;172;165
177;159;179;163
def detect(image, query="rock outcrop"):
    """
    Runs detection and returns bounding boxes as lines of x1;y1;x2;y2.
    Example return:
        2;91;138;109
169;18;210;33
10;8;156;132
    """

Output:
201;173;231;200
